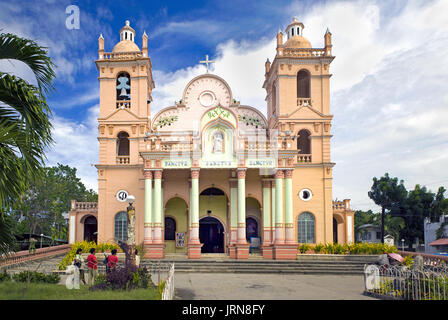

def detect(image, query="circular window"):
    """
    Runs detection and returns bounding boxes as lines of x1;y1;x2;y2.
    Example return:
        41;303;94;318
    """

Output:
299;189;312;201
199;91;215;107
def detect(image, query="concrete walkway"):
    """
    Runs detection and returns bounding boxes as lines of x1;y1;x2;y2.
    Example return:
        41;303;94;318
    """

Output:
174;273;376;300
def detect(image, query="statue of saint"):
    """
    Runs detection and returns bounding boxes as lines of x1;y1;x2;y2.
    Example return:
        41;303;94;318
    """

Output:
213;131;224;153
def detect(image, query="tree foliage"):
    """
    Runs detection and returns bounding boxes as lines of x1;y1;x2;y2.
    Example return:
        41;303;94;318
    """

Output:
0;32;55;254
369;173;448;248
368;173;407;243
11;164;97;241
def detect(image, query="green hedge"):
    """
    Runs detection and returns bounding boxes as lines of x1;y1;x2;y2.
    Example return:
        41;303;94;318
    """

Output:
297;242;397;255
12;271;60;284
58;241;121;270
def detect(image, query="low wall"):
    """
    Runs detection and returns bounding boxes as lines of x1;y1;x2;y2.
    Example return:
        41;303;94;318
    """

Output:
0;244;71;268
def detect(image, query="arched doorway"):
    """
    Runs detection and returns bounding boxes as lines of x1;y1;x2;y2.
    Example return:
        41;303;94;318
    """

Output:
333;218;338;243
83;215;97;243
246;197;261;248
199;216;225;253
246;217;258;241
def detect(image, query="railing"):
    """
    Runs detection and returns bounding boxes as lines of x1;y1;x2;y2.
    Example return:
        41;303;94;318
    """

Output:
398;251;448;268
297;98;312;107
116;100;131;109
282;48;326;58
140;261;175;300
0;244;71;268
101;51;143;60
74;202;98;210
364;264;448;300
333;201;346;210
116;156;130;164
297;154;311;163
162;263;175;300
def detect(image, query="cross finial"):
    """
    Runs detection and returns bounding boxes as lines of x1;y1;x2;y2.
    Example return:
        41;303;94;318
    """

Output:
199;54;215;73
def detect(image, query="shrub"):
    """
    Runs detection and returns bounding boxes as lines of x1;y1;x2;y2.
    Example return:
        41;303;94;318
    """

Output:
58;241;121;270
298;244;311;254
12;271;60;284
0;270;11;282
89;266;153;291
403;256;414;268
313;243;324;254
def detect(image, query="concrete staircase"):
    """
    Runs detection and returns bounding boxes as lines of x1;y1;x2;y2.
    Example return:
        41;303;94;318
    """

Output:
141;254;380;275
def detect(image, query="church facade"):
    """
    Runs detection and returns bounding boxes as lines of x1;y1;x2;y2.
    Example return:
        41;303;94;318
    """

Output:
68;18;354;260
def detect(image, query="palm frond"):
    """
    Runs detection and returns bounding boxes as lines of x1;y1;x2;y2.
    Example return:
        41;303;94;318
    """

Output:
0;32;56;95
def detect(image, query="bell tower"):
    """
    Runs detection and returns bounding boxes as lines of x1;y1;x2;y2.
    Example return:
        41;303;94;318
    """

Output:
263;17;336;244
94;21;155;244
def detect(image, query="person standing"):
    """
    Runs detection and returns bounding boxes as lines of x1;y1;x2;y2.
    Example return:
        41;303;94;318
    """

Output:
87;248;98;285
106;249;118;272
74;248;86;285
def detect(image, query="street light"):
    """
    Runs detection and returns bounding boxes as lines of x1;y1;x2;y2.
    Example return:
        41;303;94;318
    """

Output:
401;239;405;251
40;234;43;249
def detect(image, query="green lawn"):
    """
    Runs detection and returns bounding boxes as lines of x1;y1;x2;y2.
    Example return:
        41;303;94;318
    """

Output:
0;282;160;300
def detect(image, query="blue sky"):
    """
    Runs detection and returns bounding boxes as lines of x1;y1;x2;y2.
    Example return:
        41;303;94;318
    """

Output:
1;0;448;211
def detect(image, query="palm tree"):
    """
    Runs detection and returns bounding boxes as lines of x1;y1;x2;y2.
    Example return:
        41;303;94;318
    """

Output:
0;32;55;254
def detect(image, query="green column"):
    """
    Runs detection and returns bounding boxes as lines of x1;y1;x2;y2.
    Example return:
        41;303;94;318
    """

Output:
144;172;152;227
237;169;246;243
262;180;271;229
275;174;283;226
190;170;200;244
154;174;162;225
271;181;276;238
285;170;294;244
230;183;238;230
285;174;293;225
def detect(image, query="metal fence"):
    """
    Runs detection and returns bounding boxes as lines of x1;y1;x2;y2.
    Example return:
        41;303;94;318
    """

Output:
364;264;448;300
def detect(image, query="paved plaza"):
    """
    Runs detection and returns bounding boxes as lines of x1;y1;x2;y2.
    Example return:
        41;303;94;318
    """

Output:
174;273;376;300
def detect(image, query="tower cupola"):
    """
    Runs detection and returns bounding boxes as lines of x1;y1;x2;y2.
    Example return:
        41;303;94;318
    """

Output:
286;17;305;39
120;20;136;42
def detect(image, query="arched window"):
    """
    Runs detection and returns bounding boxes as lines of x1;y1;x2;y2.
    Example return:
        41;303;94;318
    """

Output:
116;72;130;100
297;129;311;154
117;131;130;156
165;217;176;240
298;212;315;243
297;70;310;98
272;82;277;114
114;211;128;242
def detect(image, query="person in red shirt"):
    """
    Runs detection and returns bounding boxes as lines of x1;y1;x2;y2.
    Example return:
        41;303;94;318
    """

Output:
106;249;118;272
87;248;98;286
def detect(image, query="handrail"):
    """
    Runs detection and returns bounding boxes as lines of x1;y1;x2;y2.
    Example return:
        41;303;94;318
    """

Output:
0;244;71;268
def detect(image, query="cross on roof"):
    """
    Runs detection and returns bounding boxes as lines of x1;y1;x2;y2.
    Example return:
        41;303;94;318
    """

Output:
199;54;215;73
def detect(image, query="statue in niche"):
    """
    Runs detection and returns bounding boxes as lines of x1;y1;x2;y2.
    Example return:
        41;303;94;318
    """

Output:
213;131;224;153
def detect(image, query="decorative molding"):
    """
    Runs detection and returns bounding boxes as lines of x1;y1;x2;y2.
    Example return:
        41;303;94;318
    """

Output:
275;170;284;179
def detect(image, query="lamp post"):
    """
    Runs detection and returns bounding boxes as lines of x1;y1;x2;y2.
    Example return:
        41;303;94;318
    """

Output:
401;239;405;251
40;234;43;248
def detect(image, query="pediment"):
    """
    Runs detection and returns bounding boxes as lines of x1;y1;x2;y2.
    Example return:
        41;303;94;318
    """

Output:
286;105;332;119
100;108;143;122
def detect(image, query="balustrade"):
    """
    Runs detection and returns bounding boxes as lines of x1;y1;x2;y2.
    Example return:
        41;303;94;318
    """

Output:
116;156;130;164
297;98;312;107
297;154;312;163
116;100;131;109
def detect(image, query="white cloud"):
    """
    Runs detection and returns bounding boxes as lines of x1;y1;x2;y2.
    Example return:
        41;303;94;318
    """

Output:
45;105;99;190
151;37;276;116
